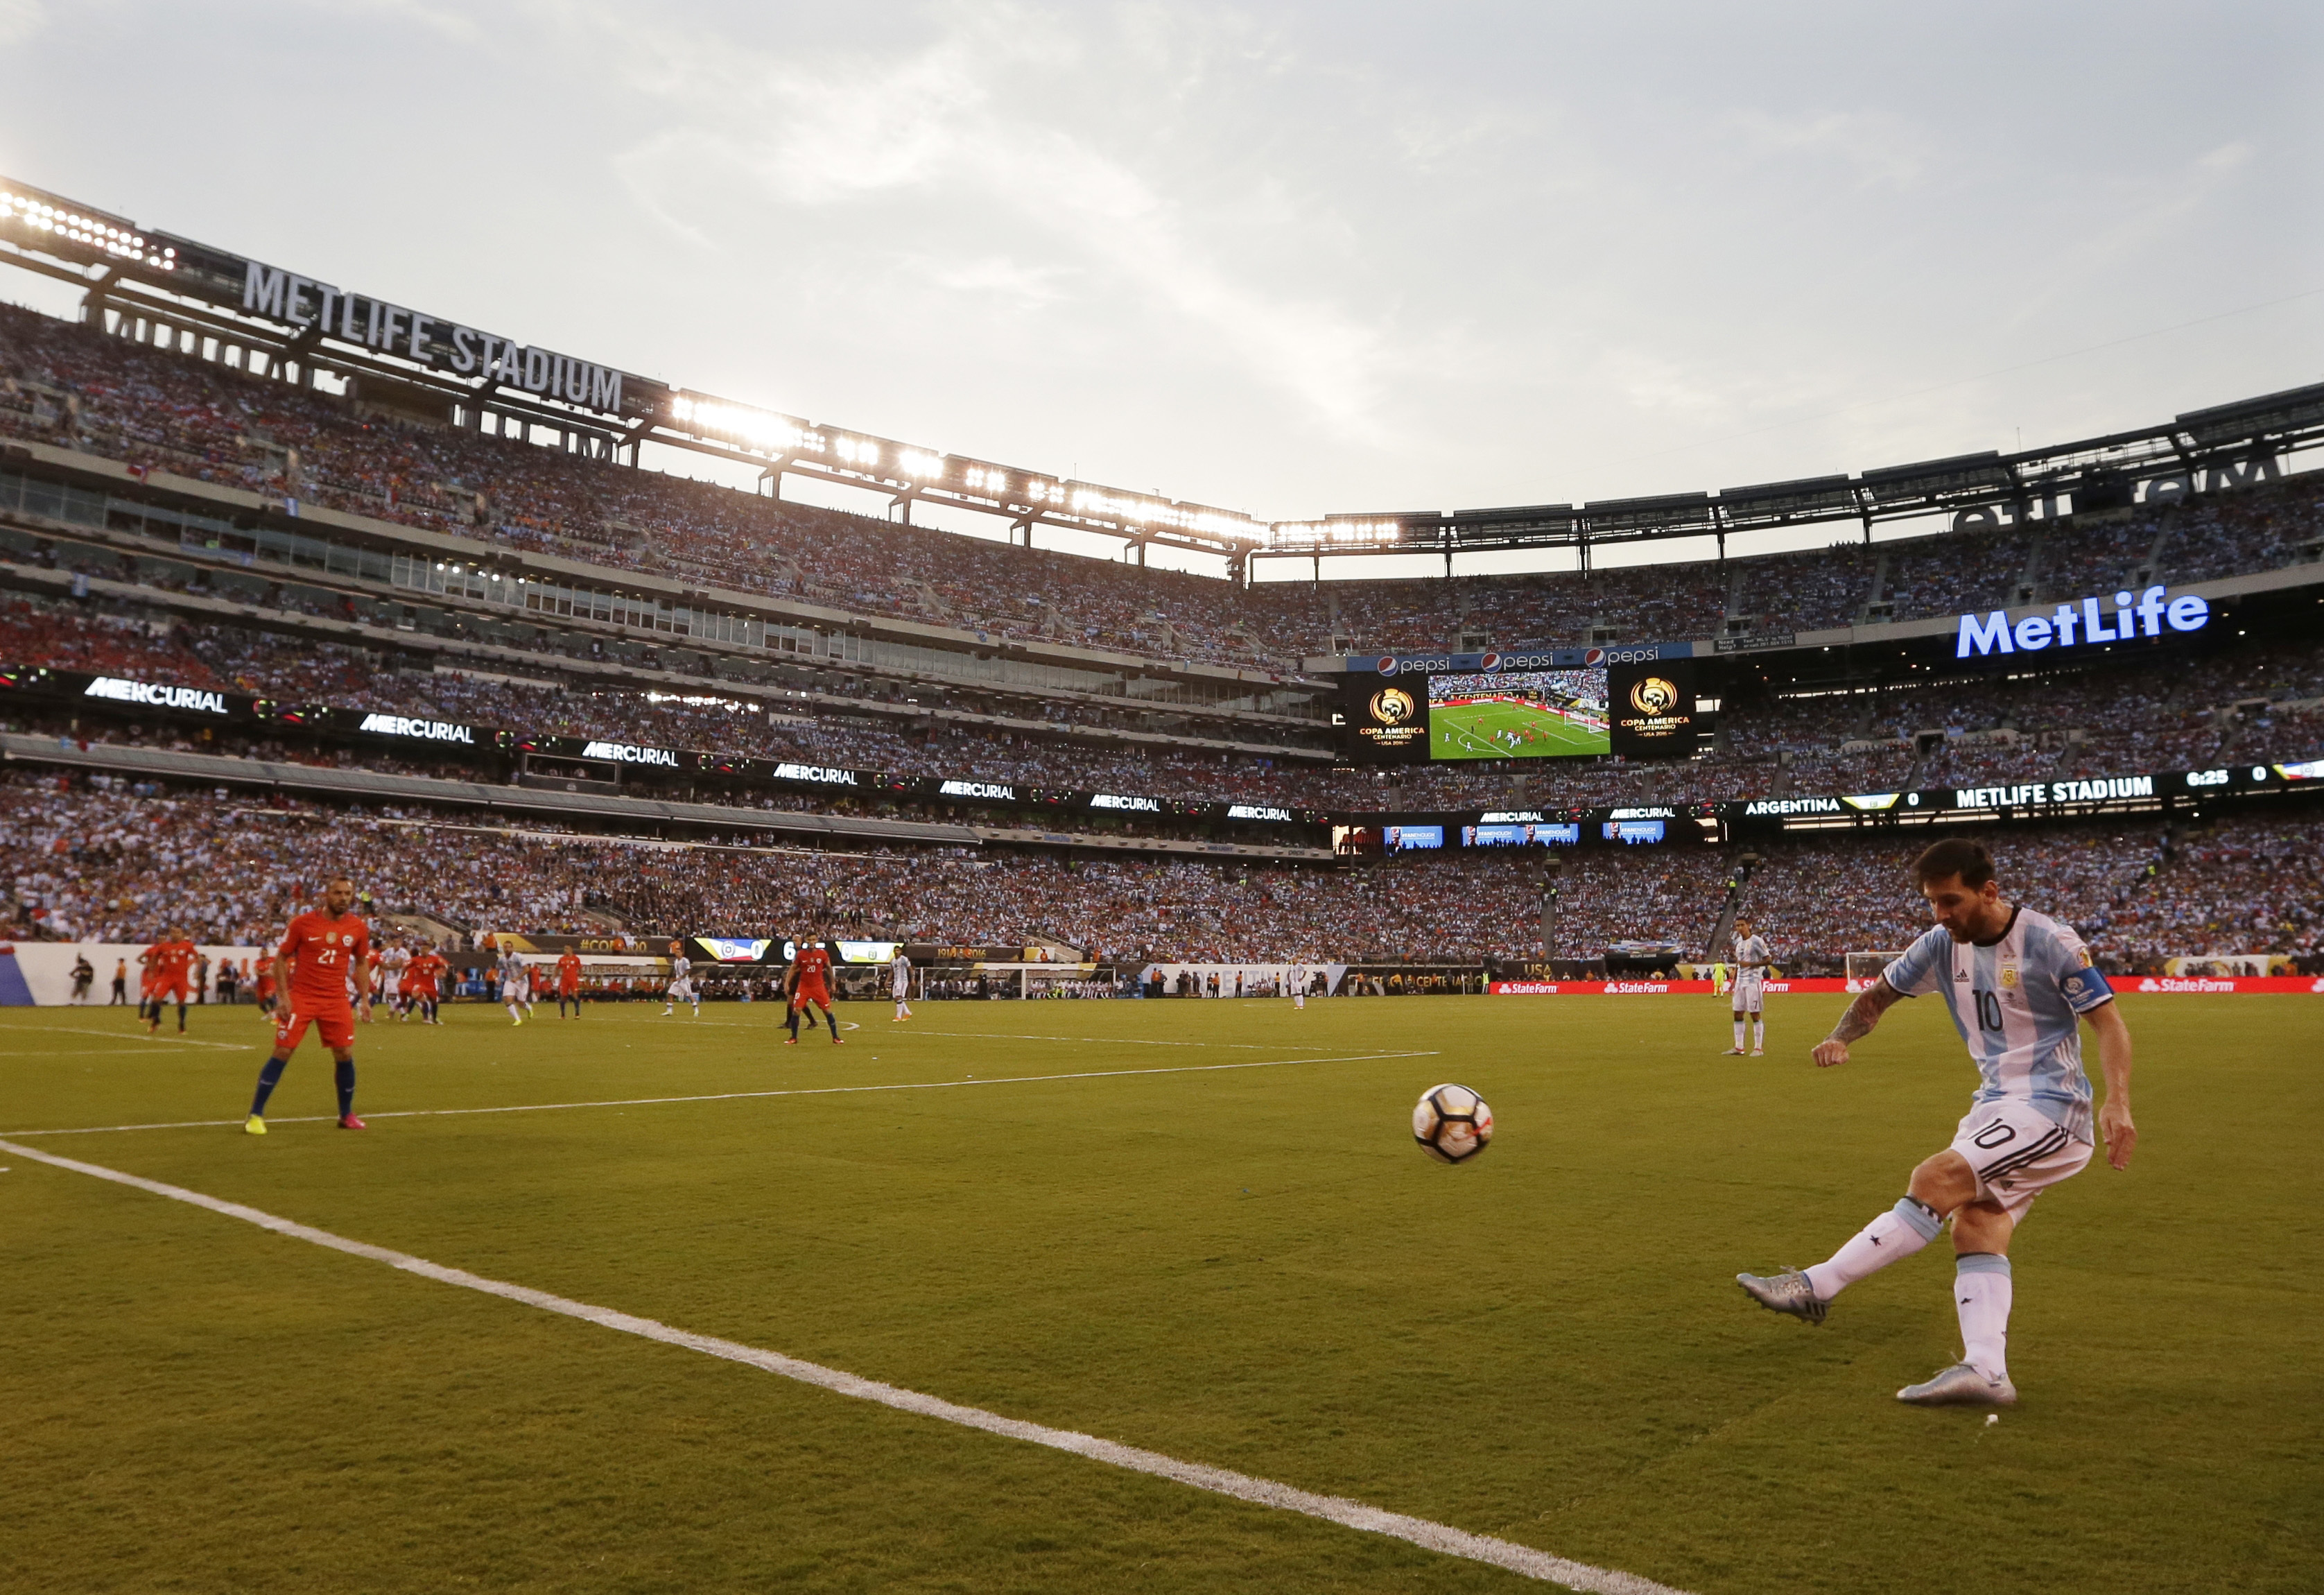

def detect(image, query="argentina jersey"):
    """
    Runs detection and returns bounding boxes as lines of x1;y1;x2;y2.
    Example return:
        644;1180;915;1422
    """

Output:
1882;906;2113;1143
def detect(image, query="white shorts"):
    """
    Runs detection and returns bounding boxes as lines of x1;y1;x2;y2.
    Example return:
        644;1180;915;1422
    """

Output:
669;979;695;1000
1948;1099;2092;1224
1732;974;1764;1013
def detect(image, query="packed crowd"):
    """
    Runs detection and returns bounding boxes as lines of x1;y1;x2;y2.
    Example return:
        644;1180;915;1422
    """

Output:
6;594;2319;823
5;303;2318;672
8;772;2317;969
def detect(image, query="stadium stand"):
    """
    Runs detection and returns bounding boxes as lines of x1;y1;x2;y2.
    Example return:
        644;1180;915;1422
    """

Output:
7;773;2317;973
5;296;2323;984
4;302;2321;667
4;596;2316;821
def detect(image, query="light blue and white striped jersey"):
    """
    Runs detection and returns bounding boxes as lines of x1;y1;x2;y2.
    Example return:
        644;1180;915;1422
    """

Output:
1882;906;2114;1143
1732;935;1771;976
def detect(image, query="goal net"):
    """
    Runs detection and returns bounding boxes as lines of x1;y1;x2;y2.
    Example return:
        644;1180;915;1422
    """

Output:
1844;951;1906;992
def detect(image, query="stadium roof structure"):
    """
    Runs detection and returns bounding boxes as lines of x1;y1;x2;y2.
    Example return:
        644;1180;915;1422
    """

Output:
4;175;2321;580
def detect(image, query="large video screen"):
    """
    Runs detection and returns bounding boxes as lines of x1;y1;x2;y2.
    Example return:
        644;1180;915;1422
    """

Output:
1428;669;1610;759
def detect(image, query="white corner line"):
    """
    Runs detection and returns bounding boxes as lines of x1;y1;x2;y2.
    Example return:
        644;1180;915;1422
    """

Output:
0;1135;1689;1595
0;1051;1442;1138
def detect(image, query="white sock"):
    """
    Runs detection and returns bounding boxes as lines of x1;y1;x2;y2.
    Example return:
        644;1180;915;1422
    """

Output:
506;1004;521;1020
1733;1019;1745;1048
1955;1254;2013;1380
1753;1019;1764;1049
1803;1197;1941;1300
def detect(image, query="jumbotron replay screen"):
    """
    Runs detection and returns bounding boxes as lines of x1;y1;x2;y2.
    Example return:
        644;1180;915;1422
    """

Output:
1427;667;1611;759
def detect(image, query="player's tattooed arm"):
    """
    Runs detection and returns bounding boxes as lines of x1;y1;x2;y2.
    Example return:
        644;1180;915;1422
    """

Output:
1812;976;1901;1069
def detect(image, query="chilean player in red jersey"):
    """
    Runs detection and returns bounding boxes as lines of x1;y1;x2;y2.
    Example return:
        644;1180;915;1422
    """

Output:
141;927;200;1035
404;947;447;1025
245;878;377;1135
784;933;842;1046
555;949;584;1018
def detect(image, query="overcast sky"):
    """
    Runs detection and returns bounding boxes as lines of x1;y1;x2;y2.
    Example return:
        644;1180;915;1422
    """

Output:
1;2;2317;577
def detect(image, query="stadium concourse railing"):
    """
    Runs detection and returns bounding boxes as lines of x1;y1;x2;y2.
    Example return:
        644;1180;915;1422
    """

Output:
0;733;1335;863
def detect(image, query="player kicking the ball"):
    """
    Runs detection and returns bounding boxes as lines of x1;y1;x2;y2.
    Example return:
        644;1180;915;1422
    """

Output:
1735;838;2135;1406
245;877;377;1135
1724;918;1771;1055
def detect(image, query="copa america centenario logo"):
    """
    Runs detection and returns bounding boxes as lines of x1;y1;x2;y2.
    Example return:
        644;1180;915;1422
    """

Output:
1629;675;1679;716
1370;687;1416;725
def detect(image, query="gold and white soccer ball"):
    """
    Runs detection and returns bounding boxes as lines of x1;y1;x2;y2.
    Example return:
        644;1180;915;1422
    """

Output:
1412;1083;1494;1164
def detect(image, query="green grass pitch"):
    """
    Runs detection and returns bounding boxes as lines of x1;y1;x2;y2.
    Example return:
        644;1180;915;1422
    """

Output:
1431;697;1609;759
1;993;2318;1593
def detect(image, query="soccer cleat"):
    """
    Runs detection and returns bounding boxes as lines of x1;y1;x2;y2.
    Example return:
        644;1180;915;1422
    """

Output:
783;1037;799;1046
243;1114;267;1136
1897;1362;2016;1406
1722;1046;1745;1055
831;1035;844;1045
1735;1268;1828;1325
1749;1048;1766;1056
338;1114;367;1130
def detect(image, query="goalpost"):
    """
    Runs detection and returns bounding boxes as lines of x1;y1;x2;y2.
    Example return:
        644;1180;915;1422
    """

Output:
1844;952;1907;992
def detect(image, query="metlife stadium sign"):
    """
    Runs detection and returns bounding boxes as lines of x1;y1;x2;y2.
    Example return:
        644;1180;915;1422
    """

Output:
1957;586;2210;659
240;261;627;413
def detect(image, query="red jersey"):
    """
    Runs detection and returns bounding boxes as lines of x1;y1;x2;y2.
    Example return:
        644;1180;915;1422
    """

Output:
277;912;372;1009
406;952;447;992
792;945;832;989
556;951;583;993
144;940;198;979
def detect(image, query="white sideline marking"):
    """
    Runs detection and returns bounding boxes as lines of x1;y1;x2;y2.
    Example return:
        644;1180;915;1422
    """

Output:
0;1051;1441;1137
3;1024;248;1051
0;1136;1689;1595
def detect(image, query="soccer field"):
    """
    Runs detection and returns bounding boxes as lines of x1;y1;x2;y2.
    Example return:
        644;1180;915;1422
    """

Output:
1432;697;1610;759
2;994;2318;1594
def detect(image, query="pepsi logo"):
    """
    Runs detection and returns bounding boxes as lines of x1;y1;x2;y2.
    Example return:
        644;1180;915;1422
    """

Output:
1584;647;1605;666
1480;651;1501;671
1376;655;1398;675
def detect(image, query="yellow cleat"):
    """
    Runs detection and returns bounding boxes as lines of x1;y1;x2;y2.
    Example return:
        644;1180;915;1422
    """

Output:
244;1115;267;1136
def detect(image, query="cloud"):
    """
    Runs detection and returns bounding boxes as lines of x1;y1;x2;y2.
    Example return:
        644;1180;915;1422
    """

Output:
1726;107;1930;191
570;3;1395;438
0;0;46;47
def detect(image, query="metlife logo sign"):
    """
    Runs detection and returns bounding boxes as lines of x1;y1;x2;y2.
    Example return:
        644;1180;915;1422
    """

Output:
1957;585;2208;659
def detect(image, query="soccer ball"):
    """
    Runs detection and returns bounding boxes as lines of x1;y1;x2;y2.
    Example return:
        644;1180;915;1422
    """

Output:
1412;1083;1494;1164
